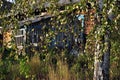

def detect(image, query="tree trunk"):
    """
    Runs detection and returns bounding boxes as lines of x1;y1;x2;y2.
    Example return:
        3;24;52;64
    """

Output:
93;0;103;80
93;30;103;80
102;30;111;80
102;0;112;79
93;0;112;79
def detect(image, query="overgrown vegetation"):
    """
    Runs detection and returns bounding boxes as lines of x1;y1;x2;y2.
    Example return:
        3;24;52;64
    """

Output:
0;0;120;80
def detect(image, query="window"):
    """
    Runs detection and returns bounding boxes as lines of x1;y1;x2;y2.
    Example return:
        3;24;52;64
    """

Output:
15;28;26;48
27;24;42;46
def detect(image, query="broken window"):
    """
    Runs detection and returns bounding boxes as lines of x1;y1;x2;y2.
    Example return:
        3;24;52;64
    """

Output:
15;28;26;49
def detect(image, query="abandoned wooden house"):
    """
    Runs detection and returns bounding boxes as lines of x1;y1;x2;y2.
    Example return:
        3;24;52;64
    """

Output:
0;0;95;54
